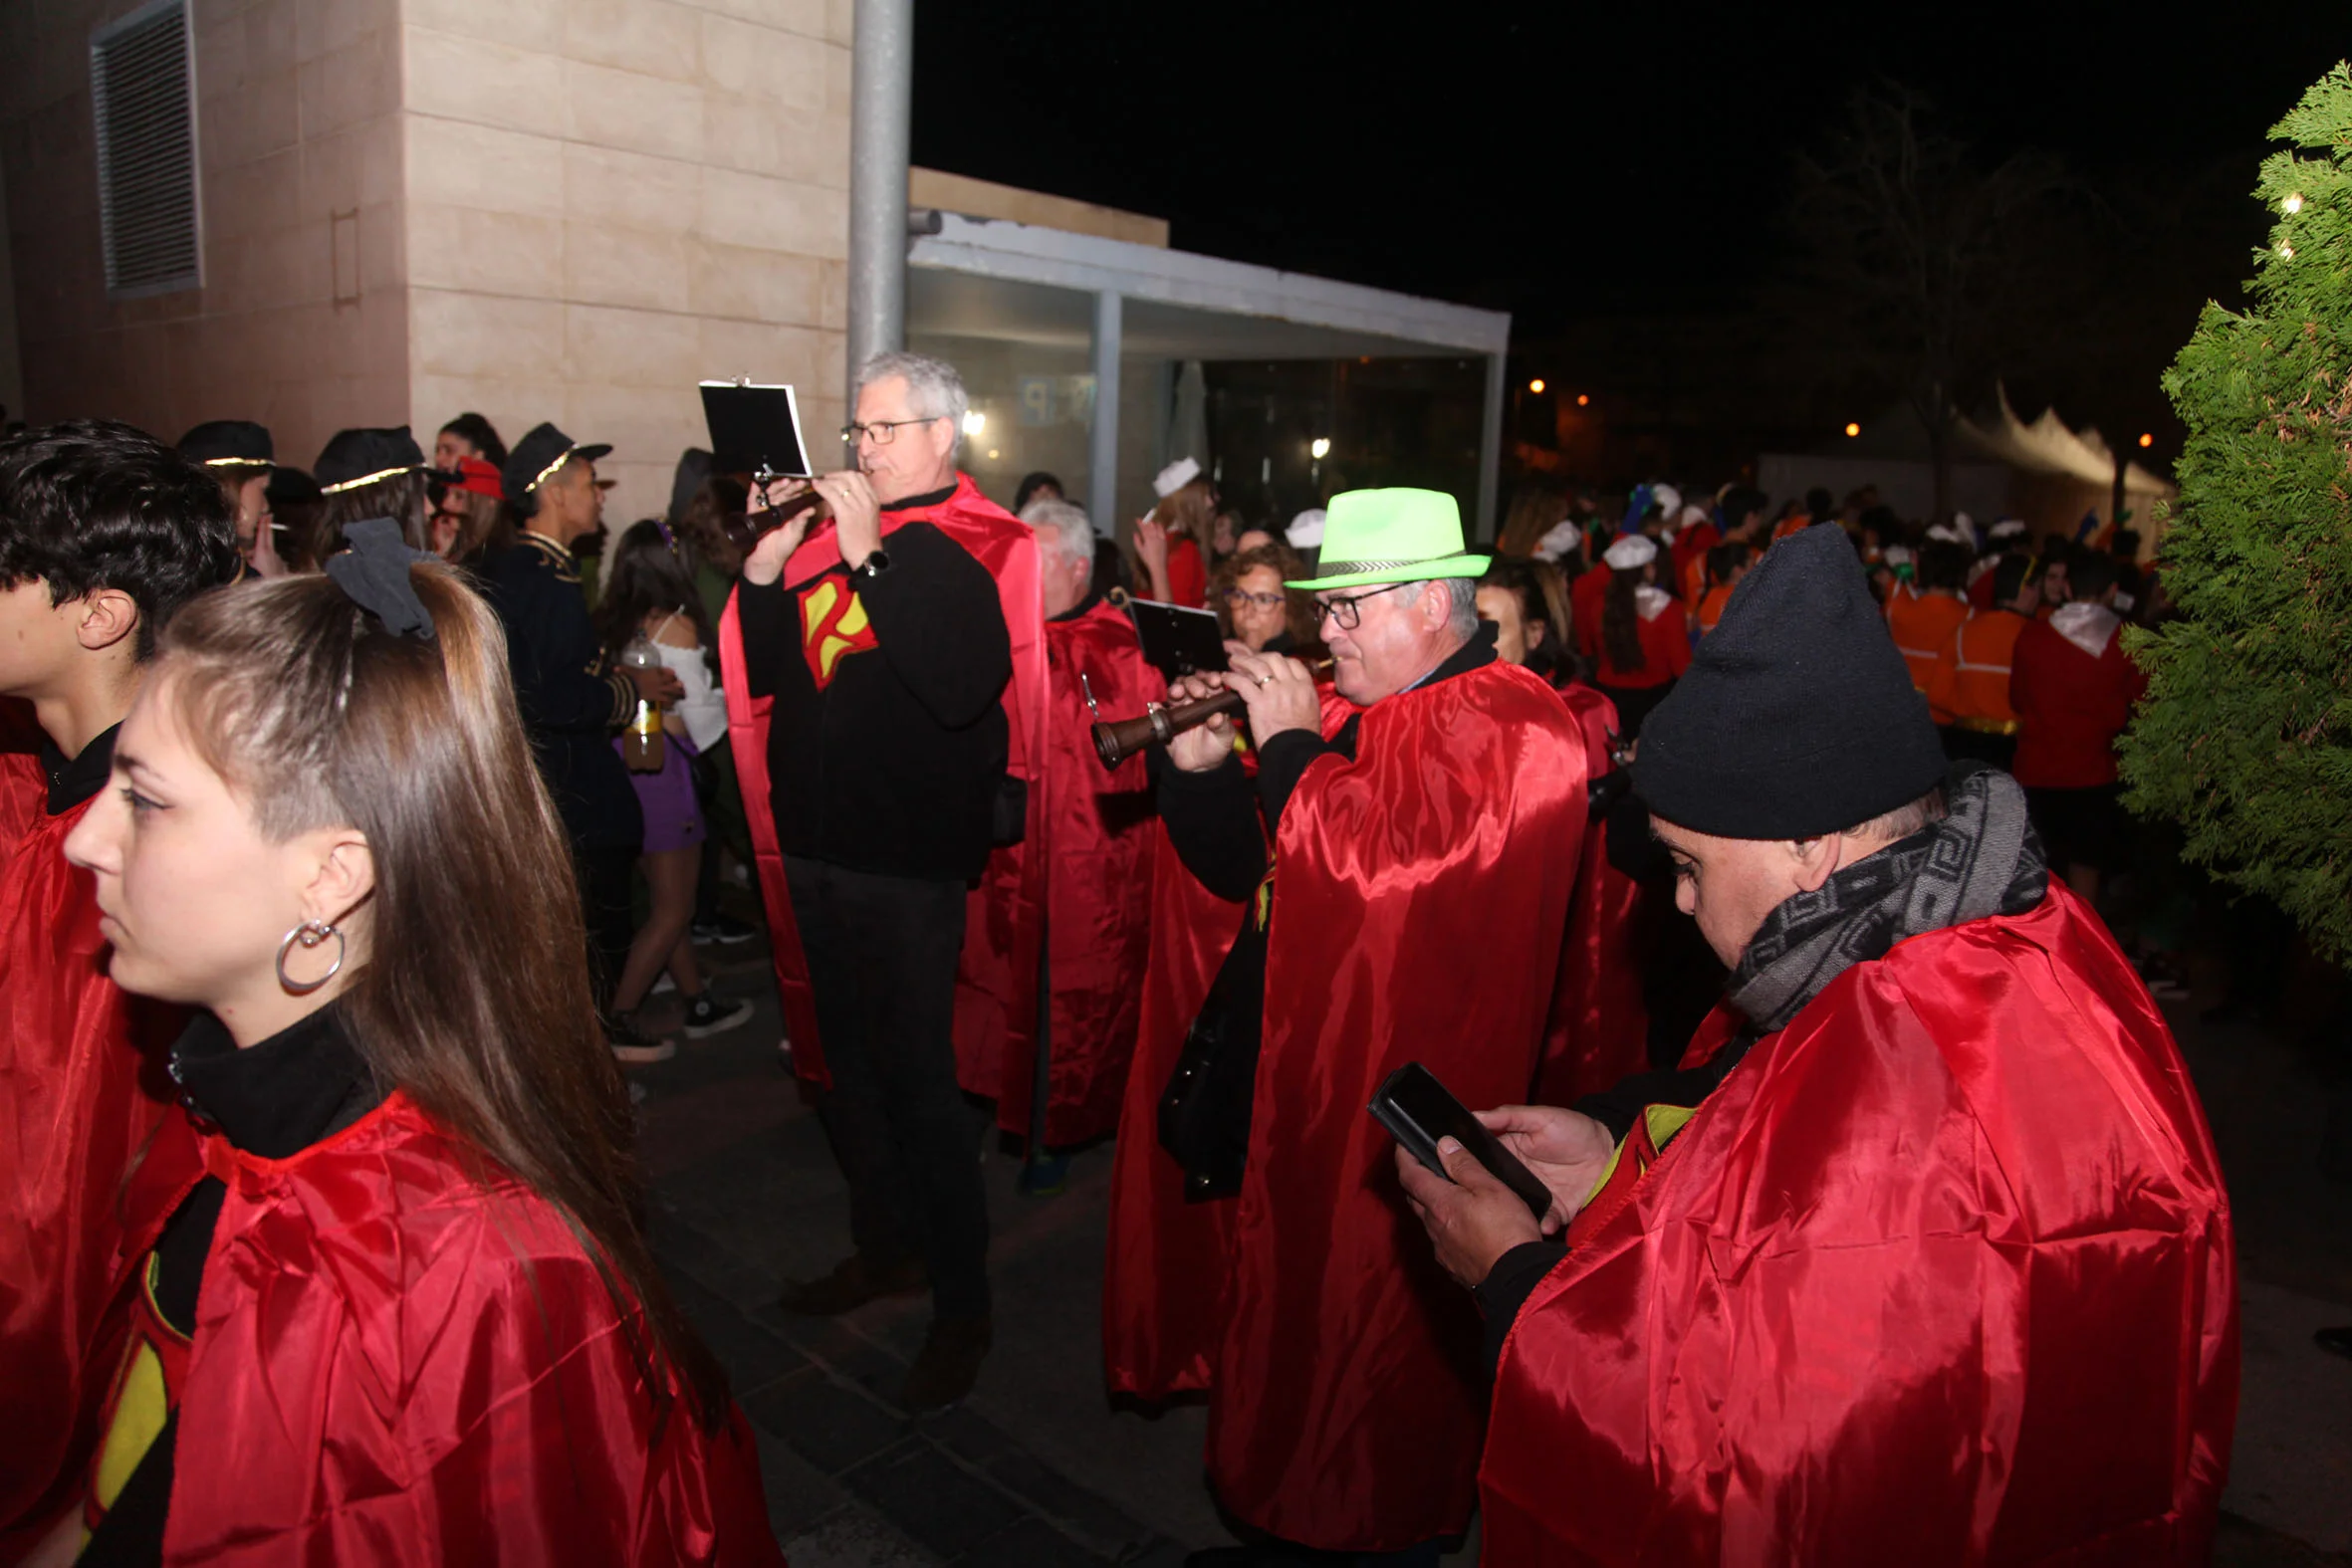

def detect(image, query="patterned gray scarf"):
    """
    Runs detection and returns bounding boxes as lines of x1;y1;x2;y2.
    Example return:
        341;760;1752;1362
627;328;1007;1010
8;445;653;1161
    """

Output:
1727;764;2048;1033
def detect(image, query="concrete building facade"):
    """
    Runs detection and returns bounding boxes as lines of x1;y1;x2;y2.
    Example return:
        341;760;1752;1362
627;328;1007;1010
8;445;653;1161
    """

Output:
0;0;852;522
0;0;1507;535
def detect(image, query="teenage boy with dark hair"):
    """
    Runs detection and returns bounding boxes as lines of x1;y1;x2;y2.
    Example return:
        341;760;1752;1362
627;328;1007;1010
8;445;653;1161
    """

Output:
0;420;241;1552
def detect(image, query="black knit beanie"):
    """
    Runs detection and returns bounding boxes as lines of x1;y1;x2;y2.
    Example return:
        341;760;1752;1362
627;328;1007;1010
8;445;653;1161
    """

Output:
1632;522;1948;839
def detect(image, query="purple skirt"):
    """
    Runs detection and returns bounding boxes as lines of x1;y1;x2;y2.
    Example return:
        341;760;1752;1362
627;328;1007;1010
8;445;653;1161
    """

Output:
615;732;705;854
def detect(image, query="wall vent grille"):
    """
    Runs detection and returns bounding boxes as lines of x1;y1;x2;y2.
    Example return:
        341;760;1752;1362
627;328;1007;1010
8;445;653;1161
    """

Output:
91;0;201;298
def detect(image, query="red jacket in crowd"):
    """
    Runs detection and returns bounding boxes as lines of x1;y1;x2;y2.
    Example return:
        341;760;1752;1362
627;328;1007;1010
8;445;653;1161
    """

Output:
1592;596;1693;690
2009;605;2146;788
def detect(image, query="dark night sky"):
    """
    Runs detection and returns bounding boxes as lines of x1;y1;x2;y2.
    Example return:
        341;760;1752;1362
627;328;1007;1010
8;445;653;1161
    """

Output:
913;4;2350;356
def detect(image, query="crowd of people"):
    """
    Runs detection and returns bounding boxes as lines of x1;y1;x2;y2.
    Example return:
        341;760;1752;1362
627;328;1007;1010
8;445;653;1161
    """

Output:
0;350;2238;1565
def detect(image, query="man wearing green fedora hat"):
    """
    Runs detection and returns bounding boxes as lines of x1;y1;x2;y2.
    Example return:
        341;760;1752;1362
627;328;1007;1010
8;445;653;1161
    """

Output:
1126;488;1593;1564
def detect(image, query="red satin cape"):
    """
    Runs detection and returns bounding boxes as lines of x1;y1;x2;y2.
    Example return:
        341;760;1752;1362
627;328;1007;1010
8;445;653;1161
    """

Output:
0;717;180;1552
991;600;1156;1144
1481;885;2237;1566
1538;680;1648;1104
717;475;1048;1089
106;1095;782;1566
1099;686;1359;1402
1205;661;1589;1552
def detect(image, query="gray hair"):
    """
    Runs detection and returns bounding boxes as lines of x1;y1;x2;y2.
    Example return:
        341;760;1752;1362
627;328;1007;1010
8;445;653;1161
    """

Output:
854;350;969;440
1425;576;1480;639
1020;497;1094;567
1842;786;1947;843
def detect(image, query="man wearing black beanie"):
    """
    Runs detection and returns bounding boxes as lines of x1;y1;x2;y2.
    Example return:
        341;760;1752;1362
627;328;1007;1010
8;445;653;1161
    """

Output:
1398;524;2238;1563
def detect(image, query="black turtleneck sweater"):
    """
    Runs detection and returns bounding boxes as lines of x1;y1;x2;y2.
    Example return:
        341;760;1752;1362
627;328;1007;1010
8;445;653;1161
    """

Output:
734;483;1015;882
81;1006;382;1565
39;721;119;815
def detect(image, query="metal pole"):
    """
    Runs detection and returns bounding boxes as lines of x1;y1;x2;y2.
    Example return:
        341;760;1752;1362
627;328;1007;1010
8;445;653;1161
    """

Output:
846;0;912;403
1475;351;1506;545
1088;290;1122;534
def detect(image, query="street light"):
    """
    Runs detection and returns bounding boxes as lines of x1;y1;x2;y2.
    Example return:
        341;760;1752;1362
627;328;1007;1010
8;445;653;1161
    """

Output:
2139;433;2154;448
1844;422;1861;438
1575;394;1589;407
962;410;987;436
1310;437;1331;460
1529;378;1545;394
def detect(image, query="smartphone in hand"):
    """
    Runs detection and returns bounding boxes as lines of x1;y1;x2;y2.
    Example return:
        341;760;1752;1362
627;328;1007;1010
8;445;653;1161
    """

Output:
1369;1062;1554;1223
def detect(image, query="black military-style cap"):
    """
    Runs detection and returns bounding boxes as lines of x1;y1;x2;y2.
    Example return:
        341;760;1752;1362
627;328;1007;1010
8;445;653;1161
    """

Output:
315;426;426;494
177;419;274;472
502;422;613;515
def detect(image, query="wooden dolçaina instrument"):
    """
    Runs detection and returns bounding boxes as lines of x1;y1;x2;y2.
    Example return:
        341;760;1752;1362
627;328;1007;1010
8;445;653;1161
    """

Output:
1084;659;1335;771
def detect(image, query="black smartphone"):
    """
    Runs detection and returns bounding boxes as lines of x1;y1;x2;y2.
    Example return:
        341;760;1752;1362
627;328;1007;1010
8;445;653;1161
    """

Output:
1369;1062;1553;1223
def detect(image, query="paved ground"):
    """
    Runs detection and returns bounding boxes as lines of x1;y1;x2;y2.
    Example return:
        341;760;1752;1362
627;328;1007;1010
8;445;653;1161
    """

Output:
632;919;2352;1565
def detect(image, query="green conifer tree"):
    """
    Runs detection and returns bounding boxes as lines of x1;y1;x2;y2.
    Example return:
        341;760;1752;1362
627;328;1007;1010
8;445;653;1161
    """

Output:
2120;64;2352;963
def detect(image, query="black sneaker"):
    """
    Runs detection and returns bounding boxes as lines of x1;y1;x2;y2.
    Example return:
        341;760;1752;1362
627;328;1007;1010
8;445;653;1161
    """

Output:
681;993;754;1038
691;915;760;946
606;1014;676;1064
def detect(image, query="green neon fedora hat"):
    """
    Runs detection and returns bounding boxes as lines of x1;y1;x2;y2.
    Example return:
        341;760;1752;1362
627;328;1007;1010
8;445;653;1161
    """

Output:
1284;488;1490;591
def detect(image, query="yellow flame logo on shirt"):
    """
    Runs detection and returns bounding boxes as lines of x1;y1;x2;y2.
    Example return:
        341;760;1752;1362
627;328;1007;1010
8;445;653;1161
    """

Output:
799;578;877;689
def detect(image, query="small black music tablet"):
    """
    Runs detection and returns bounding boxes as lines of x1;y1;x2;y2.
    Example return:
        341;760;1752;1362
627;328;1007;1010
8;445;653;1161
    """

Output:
1370;1062;1554;1223
699;380;814;480
1128;598;1228;680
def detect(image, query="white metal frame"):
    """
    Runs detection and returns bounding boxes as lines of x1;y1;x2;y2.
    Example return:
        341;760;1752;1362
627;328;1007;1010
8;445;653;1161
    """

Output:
908;212;1512;539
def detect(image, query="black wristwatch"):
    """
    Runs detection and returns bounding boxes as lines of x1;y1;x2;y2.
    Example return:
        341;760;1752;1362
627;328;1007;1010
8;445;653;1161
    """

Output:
851;548;893;581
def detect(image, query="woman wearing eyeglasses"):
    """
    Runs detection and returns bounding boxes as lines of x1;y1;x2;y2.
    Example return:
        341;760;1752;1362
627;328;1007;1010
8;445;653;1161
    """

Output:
1209;543;1321;658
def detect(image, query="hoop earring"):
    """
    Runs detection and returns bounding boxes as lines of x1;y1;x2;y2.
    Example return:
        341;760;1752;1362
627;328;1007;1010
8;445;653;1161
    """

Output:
276;920;346;996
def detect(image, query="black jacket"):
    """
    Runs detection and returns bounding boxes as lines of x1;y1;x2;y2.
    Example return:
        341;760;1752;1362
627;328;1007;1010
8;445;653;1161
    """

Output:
737;512;1013;881
479;533;643;851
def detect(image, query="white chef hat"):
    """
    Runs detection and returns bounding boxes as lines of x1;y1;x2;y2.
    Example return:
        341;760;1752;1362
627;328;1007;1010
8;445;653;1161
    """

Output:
1650;484;1682;518
1285;508;1326;548
1602;534;1658;570
1153;457;1202;498
1532;519;1581;562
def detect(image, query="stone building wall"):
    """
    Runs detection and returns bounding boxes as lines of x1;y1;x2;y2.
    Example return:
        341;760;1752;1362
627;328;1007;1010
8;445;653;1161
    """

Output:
400;0;851;523
0;0;853;525
0;0;409;470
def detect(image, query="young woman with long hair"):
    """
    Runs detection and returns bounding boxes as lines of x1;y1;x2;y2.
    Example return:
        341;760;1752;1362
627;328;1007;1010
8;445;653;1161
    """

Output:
1589;533;1690;739
41;530;779;1565
425;456;513;564
1475;556;1573;687
593;521;750;1043
1131;475;1216;607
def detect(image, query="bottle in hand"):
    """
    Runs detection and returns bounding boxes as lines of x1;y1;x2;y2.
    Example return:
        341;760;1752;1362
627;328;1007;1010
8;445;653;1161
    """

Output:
619;634;667;774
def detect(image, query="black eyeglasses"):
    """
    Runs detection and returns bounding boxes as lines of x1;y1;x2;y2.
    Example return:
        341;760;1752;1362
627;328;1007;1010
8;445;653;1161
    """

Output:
1309;582;1405;630
839;416;945;447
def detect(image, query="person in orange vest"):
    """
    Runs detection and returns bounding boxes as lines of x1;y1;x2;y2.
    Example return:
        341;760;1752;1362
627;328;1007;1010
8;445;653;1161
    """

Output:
1885;538;1973;717
1927;553;2037;770
1694;542;1752;636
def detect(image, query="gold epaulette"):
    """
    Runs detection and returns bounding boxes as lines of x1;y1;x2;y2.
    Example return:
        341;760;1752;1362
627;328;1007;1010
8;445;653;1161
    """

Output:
520;532;580;583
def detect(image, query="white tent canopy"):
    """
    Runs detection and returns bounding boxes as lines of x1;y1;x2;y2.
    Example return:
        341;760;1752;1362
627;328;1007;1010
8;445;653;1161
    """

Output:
1759;386;2176;549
